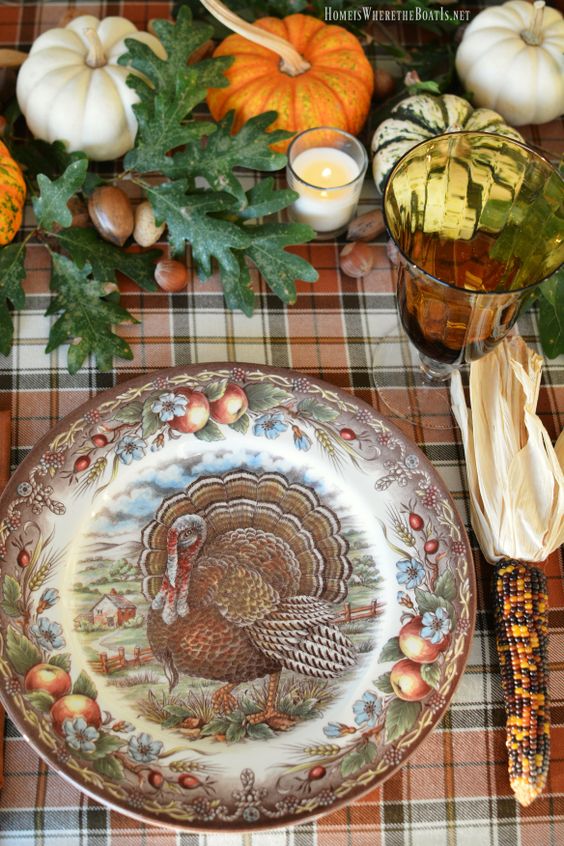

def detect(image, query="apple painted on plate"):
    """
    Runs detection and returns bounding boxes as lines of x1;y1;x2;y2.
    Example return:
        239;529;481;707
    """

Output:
209;383;248;424
168;389;210;433
390;658;432;701
398;615;450;664
24;663;72;699
50;694;102;735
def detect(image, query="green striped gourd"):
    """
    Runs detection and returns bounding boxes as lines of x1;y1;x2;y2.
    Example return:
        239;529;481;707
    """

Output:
371;93;524;194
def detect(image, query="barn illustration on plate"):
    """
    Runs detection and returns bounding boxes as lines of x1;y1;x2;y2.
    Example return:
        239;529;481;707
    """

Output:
81;589;137;628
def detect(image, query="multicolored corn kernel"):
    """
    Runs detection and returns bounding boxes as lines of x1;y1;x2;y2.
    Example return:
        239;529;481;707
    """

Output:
494;560;550;807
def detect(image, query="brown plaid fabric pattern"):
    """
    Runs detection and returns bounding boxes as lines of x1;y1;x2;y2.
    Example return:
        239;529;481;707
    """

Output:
0;1;563;844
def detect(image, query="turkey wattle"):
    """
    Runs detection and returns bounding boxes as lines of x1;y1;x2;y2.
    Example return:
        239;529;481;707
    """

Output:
138;471;357;728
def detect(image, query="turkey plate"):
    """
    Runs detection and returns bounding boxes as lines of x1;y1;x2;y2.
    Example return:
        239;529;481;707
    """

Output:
0;364;475;831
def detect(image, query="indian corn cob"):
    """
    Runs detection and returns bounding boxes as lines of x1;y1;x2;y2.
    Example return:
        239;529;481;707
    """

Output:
494;560;550;807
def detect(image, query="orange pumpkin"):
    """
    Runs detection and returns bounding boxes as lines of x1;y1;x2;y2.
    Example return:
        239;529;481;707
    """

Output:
206;8;374;151
0;140;26;246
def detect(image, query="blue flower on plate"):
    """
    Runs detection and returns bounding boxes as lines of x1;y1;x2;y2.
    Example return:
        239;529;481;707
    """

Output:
323;722;343;738
292;425;312;451
151;392;187;423
128;732;163;763
151;433;165;452
253;413;288;440
352;691;382;727
115;435;146;465
39;588;59;608
396;558;425;590
63;717;99;753
421;607;451;643
30;616;65;651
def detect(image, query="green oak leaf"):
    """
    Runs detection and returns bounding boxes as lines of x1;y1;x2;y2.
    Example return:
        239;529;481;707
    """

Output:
56;228;159;291
45;253;137;374
220;252;255;316
538;269;564;359
12;139;87;185
145;181;249;274
239;177;299;221
118;6;229;174
245;222;318;304
32;159;88;230
0;242;27;357
175;112;292;203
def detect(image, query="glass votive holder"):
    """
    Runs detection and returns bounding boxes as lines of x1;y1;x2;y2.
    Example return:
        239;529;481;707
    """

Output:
286;127;368;240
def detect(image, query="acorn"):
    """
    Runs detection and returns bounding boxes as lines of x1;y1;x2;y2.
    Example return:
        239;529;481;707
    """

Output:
155;259;188;292
339;241;379;278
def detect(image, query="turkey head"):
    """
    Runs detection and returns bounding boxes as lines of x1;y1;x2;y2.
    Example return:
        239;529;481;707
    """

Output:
138;470;357;724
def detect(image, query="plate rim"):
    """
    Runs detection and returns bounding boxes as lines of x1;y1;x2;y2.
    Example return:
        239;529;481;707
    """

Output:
0;362;477;832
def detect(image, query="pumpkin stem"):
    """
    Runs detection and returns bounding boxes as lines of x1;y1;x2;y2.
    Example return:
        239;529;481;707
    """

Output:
83;27;107;69
521;0;545;46
200;0;311;77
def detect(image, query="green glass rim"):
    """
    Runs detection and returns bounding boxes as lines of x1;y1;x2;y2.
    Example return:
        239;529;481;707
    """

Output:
382;130;564;297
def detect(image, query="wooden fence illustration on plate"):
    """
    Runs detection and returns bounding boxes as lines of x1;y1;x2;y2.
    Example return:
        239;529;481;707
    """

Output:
88;600;383;674
89;645;154;675
332;599;383;625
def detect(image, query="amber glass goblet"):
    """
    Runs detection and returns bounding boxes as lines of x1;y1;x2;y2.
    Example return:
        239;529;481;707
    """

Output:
373;132;563;426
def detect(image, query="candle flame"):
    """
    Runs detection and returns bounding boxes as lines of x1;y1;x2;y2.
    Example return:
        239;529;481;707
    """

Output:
321;167;332;179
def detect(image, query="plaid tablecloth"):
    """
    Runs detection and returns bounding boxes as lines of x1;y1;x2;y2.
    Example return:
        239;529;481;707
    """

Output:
0;1;563;844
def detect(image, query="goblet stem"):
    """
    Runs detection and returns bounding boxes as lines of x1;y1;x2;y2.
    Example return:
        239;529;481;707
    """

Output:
419;354;455;384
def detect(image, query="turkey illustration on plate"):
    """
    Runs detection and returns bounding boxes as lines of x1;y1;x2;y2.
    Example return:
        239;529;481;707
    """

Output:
71;452;379;744
0;364;474;830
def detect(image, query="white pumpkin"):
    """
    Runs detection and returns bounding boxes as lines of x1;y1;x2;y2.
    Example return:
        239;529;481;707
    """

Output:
455;0;564;126
16;16;166;161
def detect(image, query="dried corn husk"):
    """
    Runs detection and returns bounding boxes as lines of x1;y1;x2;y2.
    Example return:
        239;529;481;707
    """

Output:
450;335;564;563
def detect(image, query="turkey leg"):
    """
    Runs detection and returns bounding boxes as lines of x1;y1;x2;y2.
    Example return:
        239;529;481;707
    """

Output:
246;672;297;731
211;683;238;715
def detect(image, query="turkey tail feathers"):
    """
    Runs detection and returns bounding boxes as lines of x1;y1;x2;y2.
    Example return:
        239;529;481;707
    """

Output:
138;470;351;604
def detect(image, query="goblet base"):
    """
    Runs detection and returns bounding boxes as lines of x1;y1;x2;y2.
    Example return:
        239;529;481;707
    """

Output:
369;313;462;431
419;355;455;384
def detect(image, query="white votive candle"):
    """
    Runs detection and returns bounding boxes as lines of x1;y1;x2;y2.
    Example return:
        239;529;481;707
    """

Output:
290;147;361;232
